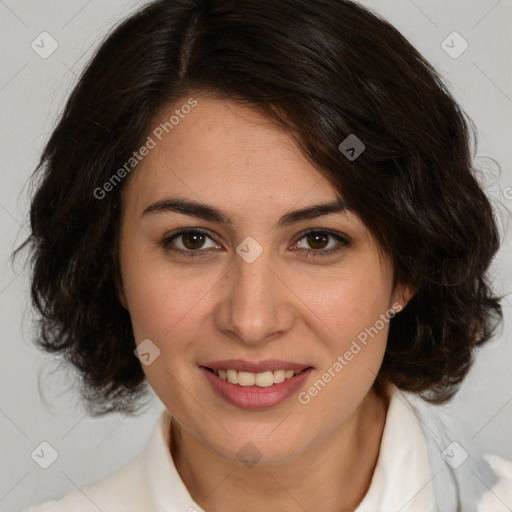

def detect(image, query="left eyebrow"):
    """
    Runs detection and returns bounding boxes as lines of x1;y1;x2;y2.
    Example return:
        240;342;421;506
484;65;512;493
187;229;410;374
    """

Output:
140;196;350;228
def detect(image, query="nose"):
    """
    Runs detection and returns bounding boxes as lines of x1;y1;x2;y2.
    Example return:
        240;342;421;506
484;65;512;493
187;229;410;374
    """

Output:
214;247;295;346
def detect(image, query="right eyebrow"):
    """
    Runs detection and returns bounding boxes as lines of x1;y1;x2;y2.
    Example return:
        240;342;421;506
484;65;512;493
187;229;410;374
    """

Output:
140;196;350;228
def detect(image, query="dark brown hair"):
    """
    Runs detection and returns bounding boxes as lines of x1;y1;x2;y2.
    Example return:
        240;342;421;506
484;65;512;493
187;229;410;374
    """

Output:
13;0;502;415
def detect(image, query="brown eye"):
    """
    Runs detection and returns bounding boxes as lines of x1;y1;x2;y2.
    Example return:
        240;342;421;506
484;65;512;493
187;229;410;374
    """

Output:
161;229;220;254
294;229;350;258
305;233;330;250
182;232;207;250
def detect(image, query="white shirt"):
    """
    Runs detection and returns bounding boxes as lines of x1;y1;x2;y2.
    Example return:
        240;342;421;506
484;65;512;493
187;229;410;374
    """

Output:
25;387;512;512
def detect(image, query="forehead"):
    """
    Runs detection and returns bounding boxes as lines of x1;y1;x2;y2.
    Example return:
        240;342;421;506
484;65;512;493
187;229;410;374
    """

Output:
121;96;341;218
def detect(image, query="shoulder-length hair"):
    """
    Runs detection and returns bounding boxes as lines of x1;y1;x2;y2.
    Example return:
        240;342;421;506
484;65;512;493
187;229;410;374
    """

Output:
13;0;502;415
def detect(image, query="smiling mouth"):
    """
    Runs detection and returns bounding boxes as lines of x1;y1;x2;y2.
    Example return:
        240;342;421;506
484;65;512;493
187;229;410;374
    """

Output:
203;367;312;387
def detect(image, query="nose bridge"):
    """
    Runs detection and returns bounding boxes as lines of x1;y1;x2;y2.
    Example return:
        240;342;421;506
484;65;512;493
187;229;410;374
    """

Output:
216;245;293;345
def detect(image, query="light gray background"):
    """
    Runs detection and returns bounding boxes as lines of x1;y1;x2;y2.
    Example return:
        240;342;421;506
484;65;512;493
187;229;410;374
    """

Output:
1;1;511;510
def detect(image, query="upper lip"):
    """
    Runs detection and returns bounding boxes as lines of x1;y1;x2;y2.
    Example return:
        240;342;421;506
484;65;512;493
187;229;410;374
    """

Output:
201;359;313;373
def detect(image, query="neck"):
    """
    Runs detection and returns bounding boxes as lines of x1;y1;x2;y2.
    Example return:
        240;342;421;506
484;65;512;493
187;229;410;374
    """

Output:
170;384;389;512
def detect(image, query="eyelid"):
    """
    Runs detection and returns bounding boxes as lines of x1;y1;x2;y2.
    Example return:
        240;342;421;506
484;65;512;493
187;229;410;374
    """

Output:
292;228;351;247
161;228;221;252
160;227;351;257
291;229;351;258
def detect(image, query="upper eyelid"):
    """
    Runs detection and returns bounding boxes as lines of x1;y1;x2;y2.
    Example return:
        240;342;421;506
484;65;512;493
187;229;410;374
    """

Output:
165;227;349;248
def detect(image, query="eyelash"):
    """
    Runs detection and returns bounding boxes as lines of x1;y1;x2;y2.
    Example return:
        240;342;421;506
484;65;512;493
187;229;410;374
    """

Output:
159;228;350;259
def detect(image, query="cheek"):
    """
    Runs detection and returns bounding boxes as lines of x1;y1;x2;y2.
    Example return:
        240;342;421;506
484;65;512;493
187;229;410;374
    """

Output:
294;273;392;422
299;264;393;347
119;230;208;338
124;267;210;343
297;265;393;408
122;266;208;395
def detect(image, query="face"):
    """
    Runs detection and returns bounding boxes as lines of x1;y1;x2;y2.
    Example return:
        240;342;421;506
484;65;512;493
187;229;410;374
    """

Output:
117;95;407;465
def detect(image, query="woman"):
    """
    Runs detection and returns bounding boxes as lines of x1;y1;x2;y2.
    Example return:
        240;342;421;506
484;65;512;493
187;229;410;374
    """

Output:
17;0;512;510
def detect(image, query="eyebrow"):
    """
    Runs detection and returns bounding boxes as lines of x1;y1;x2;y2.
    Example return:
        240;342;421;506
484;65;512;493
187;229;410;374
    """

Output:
141;196;349;228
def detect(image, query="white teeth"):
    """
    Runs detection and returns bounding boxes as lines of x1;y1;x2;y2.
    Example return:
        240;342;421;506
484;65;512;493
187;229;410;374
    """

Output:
213;368;304;387
226;369;238;384
273;369;286;383
238;371;255;386
255;371;274;387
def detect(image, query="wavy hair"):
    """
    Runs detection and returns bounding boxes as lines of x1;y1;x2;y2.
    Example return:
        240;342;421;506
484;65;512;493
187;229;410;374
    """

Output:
13;0;503;415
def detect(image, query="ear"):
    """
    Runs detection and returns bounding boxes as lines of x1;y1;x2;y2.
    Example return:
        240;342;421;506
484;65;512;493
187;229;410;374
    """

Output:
114;270;128;310
391;281;416;313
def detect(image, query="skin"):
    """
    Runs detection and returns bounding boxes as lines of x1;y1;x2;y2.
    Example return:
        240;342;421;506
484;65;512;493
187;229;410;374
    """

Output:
117;94;412;512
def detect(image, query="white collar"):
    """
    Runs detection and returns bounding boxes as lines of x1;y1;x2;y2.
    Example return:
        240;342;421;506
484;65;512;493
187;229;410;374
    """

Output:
355;385;436;511
144;407;204;512
143;384;436;511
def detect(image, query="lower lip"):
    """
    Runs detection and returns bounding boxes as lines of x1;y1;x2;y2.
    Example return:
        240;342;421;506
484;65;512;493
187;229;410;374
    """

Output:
200;367;313;409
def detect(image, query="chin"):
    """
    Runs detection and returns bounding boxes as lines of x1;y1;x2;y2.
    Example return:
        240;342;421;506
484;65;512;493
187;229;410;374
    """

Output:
208;428;309;468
